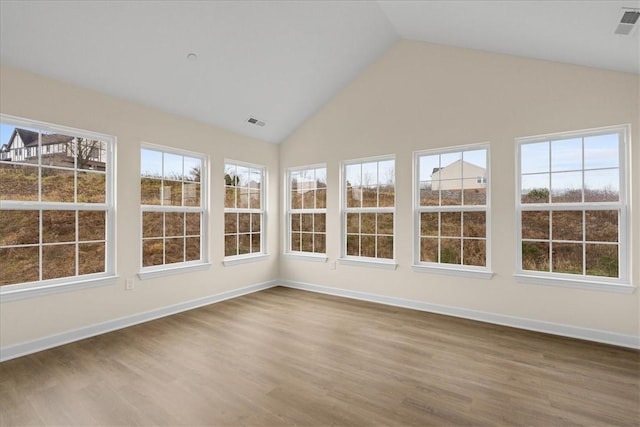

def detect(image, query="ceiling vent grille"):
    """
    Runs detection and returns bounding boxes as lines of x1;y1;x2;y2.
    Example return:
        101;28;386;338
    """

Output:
247;116;266;127
614;9;640;35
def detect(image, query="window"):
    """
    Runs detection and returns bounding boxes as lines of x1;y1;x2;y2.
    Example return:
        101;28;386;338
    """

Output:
414;146;490;277
0;115;114;293
516;125;630;291
224;161;265;260
286;165;327;257
341;156;395;266
140;145;207;275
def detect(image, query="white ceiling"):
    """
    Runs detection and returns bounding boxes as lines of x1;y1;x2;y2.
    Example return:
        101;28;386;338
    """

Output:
1;1;638;144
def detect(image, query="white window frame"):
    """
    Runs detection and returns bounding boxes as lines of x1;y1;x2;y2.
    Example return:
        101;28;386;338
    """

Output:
412;144;493;279
138;143;210;280
223;160;267;266
339;155;397;270
284;164;328;262
0;114;117;302
515;124;633;293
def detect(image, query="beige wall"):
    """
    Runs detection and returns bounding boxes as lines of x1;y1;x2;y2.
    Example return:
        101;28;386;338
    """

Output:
0;65;280;347
279;40;640;336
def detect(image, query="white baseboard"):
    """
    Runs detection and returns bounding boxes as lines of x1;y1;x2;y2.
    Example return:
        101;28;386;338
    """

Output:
0;280;278;362
279;280;640;350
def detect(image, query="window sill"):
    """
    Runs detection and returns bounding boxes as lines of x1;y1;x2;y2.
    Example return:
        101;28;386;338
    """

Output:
0;275;119;302
223;254;270;267
514;273;635;294
283;253;328;263
338;257;398;270
412;264;494;280
138;262;212;280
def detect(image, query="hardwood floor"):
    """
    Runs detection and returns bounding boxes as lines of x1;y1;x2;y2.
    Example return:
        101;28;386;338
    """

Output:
1;286;638;426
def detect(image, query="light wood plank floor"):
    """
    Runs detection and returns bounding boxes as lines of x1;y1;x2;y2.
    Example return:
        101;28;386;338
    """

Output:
1;286;638;426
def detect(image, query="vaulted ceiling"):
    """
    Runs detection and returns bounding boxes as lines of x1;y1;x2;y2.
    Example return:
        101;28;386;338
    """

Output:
1;1;638;143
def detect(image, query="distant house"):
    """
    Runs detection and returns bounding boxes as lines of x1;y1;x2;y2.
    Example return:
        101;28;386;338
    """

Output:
431;159;486;190
0;128;105;170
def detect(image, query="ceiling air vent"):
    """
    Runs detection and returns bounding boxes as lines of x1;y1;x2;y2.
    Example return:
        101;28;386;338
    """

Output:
247;116;266;127
614;8;640;36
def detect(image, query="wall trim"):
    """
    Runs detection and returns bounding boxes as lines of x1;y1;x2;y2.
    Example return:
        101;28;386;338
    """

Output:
279;280;640;350
0;280;278;362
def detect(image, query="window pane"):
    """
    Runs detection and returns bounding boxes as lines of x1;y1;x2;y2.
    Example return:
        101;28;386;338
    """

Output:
551;138;582;172
377;213;393;235
440;183;462;206
186;213;201;236
361;235;376;258
378;160;394;186
463;239;485;266
291;214;301;232
225;235;237;257
462;150;487;174
79;242;105;275
347;185;362;208
249;189;261;209
301;214;313;232
585;211;618;242
377;236;393;259
584;134;618;170
551;171;582;203
0;163;39;201
463;212;485;238
237;188;249;209
440;152;462;173
186;237;200;261
584;169;619;202
238;213;251;234
440;239;461;265
41;132;75;168
345;164;361;188
420;238;438;262
315;188;326;209
419;155;440;182
521;211;549;240
521;174;549;204
316;168;327;188
521;141;549;174
522;242;549;272
302;188;315;209
251;233;261;253
291;232;301;251
362;162;377;186
249;168;262;188
290;190;302;209
143;212;163;238
420;212;438;236
77;171;106;203
346;234;359;256
301;233;313;252
224;186;236;208
360;213;375;234
165;238;184;264
143;239;164;266
183;157;201;182
165;212;184;237
419;181;439;206
78;211;105;241
251;213;261;234
0;246;39;285
0;210;39;245
77;139;105;171
236;166;249;188
552;211;582;241
163;153;183;181
163;180;183;206
183;183;200;207
141;149;162;178
586;244;618;278
42;244;75;280
141;178;162;205
441;212;461;237
314;233;326;253
379;185;394;208
314;213;326;233
463;179;486;206
224;164;237;186
41;168;74;202
552;243;583;274
362;186;377;208
238;234;250;255
346;213;359;234
42;210;76;243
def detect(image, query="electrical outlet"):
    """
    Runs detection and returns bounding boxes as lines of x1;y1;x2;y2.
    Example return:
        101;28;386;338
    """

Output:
125;278;135;291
